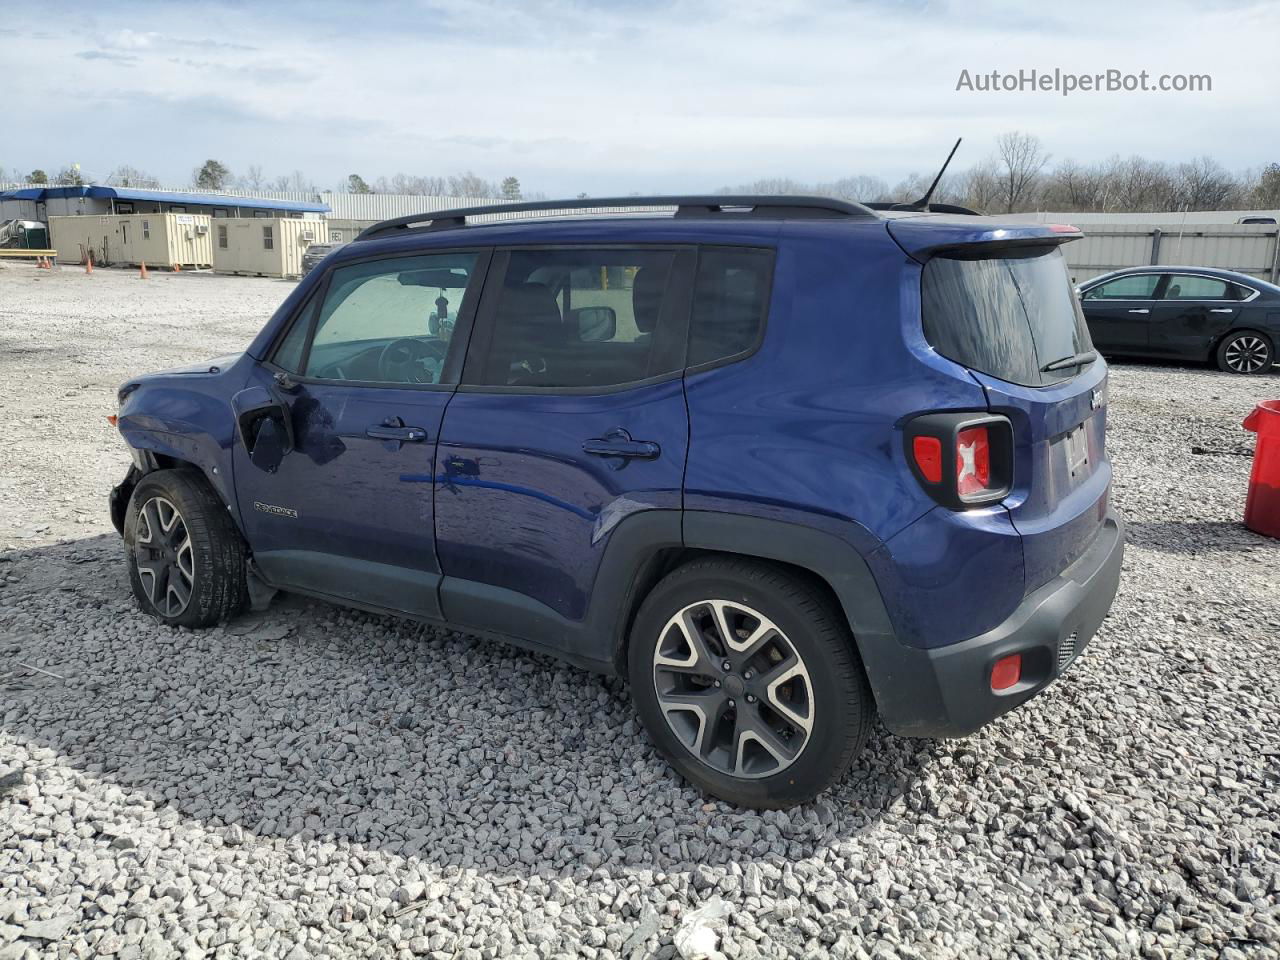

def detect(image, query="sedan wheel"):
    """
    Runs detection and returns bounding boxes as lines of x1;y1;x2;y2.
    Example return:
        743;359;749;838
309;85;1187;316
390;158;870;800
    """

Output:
1218;332;1274;375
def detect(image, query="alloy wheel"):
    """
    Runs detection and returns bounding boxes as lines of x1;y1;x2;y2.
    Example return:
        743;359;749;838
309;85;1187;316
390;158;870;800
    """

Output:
133;496;195;617
1225;335;1271;374
652;599;814;779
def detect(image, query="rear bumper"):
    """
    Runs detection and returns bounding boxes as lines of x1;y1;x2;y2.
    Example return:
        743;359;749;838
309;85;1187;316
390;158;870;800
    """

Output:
861;510;1124;738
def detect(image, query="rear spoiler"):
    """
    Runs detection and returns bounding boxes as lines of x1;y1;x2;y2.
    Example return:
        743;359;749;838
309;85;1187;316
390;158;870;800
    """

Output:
887;216;1083;262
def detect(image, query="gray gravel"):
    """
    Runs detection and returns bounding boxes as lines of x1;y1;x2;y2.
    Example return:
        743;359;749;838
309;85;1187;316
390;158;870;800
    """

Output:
2;260;1279;959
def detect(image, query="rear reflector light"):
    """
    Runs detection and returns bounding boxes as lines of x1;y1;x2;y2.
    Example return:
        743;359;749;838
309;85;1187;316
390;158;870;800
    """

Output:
955;425;991;496
912;436;943;484
991;653;1022;691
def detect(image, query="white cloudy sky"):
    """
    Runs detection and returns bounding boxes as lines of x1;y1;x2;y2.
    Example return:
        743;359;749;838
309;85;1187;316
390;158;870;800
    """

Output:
3;0;1278;194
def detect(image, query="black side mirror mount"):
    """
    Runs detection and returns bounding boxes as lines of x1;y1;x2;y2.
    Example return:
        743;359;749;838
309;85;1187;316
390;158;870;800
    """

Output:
232;385;295;473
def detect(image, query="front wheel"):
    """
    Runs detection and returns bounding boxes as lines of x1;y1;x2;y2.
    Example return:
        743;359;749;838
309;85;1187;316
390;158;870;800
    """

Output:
1216;330;1274;374
628;558;875;808
124;469;247;628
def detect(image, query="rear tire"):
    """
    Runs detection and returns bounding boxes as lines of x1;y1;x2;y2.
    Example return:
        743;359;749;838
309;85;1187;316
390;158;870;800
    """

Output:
1216;330;1274;374
124;469;247;628
628;557;874;809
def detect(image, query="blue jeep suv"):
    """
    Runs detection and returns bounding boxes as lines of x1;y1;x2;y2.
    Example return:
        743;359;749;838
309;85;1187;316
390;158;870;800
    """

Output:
110;196;1124;808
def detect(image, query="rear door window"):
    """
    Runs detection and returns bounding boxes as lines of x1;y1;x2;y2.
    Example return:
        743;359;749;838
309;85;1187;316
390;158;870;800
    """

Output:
470;248;688;389
921;247;1093;387
1162;275;1231;300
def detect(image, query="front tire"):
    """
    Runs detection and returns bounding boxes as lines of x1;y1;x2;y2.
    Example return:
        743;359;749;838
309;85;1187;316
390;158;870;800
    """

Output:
124;469;247;628
628;558;874;808
1216;330;1274;374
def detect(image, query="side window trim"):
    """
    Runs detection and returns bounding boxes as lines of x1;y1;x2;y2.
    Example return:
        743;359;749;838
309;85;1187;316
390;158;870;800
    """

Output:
459;245;697;395
684;244;776;374
263;247;494;389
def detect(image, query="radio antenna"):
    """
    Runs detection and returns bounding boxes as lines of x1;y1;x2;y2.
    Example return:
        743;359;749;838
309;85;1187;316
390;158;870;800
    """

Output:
909;137;962;211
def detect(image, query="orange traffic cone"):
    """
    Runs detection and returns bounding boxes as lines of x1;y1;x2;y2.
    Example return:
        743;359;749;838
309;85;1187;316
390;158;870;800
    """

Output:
139;261;149;280
85;256;93;275
173;262;181;273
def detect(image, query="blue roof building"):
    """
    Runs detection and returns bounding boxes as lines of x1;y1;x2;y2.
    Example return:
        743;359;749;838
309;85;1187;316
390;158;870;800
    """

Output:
0;185;329;220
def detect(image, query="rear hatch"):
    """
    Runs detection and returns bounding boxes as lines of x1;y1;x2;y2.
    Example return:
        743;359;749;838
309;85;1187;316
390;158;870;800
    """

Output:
891;216;1111;592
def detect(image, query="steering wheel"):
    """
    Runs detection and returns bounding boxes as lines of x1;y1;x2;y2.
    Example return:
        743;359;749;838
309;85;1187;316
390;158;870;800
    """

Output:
379;337;446;383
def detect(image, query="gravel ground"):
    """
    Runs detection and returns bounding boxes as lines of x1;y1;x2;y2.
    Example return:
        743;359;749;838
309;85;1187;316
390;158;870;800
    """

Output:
1;261;1278;960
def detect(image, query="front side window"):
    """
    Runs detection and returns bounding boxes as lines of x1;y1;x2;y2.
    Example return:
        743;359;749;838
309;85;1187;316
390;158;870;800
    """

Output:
474;248;682;388
687;247;773;367
297;252;480;384
262;226;274;250
1163;275;1230;300
1083;274;1160;300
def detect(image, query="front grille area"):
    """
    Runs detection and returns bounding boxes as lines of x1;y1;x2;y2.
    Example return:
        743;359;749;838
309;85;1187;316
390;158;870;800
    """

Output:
1057;631;1079;671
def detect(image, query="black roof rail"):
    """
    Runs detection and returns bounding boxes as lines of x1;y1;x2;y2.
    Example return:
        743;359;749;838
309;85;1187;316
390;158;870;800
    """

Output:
864;201;984;216
354;194;879;242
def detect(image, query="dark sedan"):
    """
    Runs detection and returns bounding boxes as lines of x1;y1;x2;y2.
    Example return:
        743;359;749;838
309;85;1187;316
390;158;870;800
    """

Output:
301;241;347;277
1078;266;1279;374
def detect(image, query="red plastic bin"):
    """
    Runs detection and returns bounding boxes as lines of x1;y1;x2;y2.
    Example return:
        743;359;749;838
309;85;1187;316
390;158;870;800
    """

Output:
1243;399;1280;539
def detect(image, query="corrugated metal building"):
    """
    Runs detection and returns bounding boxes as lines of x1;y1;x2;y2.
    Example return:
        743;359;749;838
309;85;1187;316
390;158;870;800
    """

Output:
212;217;324;278
49;213;215;267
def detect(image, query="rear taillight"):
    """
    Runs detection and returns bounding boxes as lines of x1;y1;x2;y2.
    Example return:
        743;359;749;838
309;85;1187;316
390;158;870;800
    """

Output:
955;425;991;497
906;412;1013;508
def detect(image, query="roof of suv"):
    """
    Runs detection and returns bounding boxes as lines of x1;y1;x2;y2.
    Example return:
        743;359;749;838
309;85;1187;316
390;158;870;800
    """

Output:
334;195;1081;267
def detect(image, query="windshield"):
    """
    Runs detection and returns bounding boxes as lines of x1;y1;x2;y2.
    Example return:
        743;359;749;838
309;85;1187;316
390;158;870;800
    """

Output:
921;247;1093;386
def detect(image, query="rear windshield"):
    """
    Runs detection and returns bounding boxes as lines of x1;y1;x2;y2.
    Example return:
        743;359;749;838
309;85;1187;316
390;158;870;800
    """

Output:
921;247;1093;386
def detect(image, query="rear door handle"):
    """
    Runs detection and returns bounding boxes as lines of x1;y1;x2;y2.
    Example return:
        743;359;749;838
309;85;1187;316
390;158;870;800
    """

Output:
1210;308;1234;314
1127;309;1150;314
366;417;427;442
583;428;660;461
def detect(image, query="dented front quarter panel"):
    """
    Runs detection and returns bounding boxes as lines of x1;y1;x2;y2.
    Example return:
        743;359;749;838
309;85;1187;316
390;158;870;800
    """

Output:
115;353;252;530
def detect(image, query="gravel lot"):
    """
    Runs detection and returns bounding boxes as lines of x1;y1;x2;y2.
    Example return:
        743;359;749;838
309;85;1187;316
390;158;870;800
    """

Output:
1;261;1278;960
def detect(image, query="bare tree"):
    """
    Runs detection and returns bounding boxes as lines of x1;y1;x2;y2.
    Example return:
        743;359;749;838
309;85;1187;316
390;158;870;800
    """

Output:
448;171;498;198
1249;163;1280;208
818;175;889;202
994;131;1050;212
239;165;266;191
107;165;158;188
1173;157;1240;210
1040;159;1107;212
956;160;1002;212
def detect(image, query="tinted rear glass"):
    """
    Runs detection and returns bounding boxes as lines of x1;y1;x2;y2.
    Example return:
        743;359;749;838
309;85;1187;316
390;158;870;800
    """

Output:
921;247;1093;386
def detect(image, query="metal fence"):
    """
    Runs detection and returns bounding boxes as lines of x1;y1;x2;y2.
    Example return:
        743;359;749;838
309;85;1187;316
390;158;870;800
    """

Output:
1060;223;1280;284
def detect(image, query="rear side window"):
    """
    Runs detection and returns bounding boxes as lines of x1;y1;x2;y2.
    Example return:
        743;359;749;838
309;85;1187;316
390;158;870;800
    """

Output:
1163;275;1230;300
687;248;773;367
474;248;683;389
921;247;1093;387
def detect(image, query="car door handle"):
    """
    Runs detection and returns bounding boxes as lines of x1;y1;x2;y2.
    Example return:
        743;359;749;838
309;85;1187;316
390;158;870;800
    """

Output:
1210;308;1234;314
583;429;660;460
1127;309;1150;314
366;419;427;442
